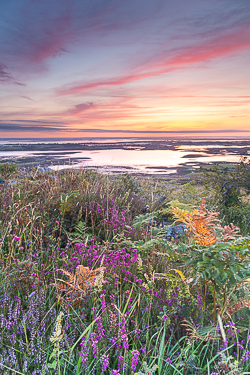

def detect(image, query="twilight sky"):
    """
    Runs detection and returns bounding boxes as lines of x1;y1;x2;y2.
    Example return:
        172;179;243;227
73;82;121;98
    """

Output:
0;0;250;138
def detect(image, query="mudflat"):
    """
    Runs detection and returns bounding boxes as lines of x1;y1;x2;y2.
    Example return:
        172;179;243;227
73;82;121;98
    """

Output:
0;138;249;180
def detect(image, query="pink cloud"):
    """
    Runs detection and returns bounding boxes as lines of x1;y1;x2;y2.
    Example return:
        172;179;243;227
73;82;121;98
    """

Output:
53;97;143;120
1;3;73;72
63;102;95;117
157;28;250;69
23;15;72;65
56;26;250;96
56;70;174;97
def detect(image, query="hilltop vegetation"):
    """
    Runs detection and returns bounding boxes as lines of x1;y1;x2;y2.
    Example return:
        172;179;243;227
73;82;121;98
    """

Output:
0;160;250;374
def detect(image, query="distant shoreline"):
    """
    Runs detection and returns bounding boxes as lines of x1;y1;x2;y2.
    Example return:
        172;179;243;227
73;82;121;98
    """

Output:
1;138;250;150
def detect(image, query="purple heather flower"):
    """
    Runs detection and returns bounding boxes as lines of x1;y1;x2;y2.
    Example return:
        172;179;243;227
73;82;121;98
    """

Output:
90;333;98;358
131;350;139;371
79;351;88;369
197;293;203;308
118;355;124;372
96;316;105;339
100;294;107;314
102;354;109;372
14;236;20;242
162;314;169;321
242;351;250;361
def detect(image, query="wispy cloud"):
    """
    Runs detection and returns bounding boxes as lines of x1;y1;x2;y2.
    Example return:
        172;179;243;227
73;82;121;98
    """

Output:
20;96;35;101
0;119;66;134
0;63;12;82
1;122;249;134
56;24;250;96
0;62;25;86
0;123;65;132
5;119;62;124
63;102;95;116
0;0;73;81
63;128;250;134
0;0;157;73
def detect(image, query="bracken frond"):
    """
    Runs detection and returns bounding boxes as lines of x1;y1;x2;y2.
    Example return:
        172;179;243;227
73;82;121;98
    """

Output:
216;223;241;241
54;265;106;308
171;197;219;246
171;207;194;225
218;298;250;318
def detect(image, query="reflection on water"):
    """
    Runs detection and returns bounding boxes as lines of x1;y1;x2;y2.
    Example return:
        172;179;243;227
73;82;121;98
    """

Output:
51;149;241;174
59;149;192;167
177;145;248;150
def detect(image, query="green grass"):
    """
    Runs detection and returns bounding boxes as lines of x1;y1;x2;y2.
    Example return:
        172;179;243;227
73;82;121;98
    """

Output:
0;164;250;374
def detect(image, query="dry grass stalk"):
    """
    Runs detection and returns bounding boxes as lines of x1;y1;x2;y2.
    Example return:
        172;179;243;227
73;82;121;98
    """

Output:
182;319;218;342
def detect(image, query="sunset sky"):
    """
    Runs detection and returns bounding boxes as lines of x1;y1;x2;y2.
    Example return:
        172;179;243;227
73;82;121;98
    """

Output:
0;0;250;138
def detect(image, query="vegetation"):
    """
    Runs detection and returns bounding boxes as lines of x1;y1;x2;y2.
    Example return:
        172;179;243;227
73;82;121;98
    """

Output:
0;161;250;374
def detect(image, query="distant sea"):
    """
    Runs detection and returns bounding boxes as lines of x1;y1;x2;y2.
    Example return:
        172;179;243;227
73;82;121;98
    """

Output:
1;135;250;144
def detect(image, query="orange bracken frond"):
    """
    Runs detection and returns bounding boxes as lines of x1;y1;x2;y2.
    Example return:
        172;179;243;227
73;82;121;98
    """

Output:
54;265;106;308
171;197;219;246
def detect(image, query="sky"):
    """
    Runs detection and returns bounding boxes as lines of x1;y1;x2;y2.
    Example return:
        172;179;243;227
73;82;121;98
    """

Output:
0;0;250;138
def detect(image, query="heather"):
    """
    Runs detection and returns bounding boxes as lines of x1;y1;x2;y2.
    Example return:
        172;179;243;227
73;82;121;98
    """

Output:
0;161;250;375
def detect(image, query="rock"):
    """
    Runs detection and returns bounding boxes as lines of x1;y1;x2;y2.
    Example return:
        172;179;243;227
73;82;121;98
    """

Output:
142;205;150;214
165;224;189;241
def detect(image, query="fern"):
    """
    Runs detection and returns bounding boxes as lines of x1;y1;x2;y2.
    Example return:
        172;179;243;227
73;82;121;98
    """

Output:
69;221;88;244
135;362;158;375
171;197;219;246
133;212;158;229
54;265;105;308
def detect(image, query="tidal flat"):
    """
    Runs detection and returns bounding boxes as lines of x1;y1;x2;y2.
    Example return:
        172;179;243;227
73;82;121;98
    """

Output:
0;138;249;179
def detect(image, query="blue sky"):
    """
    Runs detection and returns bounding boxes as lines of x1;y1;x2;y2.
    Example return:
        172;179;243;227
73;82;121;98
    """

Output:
0;0;250;137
